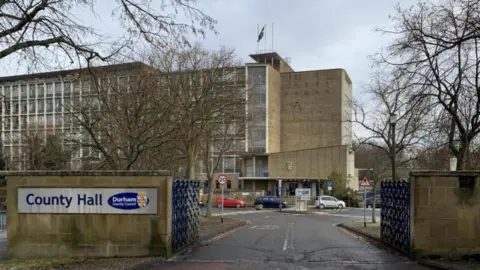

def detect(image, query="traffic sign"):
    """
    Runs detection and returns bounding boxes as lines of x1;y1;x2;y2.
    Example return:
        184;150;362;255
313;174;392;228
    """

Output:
327;180;333;191
217;174;227;185
359;176;371;187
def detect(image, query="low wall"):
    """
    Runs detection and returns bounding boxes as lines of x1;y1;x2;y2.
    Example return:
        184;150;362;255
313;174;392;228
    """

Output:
6;171;173;259
410;171;480;258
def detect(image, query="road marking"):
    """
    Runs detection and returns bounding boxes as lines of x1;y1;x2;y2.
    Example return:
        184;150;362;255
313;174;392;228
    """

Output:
211;209;275;216
283;222;294;251
251;225;279;230
282;232;288;251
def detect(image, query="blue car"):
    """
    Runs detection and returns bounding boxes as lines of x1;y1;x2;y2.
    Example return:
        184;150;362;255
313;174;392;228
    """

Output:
254;196;288;209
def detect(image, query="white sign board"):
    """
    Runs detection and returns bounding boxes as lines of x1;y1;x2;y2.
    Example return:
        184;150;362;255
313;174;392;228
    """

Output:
17;188;157;214
295;188;311;201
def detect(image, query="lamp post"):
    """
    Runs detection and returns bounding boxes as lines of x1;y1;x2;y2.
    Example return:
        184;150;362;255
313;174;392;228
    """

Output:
390;113;398;182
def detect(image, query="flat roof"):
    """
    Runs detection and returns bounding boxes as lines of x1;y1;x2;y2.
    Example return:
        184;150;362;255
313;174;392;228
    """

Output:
0;62;152;83
249;52;294;71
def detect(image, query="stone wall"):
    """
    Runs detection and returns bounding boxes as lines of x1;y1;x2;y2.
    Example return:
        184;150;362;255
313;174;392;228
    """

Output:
6;171;173;259
410;171;480;258
279;69;348;152
268;145;348;179
266;65;281;153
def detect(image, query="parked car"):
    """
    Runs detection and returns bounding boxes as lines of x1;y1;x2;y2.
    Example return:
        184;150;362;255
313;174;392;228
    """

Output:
254;196;288;209
315;196;346;209
215;196;246;208
199;200;205;207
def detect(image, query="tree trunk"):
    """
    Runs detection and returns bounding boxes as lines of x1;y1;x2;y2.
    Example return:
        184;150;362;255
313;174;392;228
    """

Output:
186;147;196;179
205;175;215;217
372;181;378;223
456;142;469;170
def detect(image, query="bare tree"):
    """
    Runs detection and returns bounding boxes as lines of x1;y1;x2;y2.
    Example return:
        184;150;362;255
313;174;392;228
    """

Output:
353;71;430;223
0;0;216;71
66;65;177;170
354;143;391;223
375;0;480;169
19;126;71;170
151;43;245;179
200;107;246;217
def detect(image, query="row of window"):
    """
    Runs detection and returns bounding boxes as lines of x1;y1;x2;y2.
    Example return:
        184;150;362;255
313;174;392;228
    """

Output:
2;114;73;131
1;96;101;116
199;156;242;174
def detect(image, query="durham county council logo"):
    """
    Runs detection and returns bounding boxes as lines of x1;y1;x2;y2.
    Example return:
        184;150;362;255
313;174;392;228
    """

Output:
107;192;150;210
137;192;148;208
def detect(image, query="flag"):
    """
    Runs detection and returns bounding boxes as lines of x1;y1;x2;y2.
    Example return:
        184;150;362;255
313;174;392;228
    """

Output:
257;25;265;42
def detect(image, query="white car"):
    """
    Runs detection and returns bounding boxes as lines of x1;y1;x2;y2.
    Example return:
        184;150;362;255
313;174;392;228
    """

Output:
315;196;346;209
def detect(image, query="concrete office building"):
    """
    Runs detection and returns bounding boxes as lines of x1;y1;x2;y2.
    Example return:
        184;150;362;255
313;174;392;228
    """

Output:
229;52;356;197
0;62;151;170
0;52;355;196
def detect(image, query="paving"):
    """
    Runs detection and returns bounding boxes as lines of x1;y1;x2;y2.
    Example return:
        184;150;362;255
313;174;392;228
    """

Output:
137;211;430;269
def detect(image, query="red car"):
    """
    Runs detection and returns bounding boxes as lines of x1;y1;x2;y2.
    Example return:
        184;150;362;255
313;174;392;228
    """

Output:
216;196;246;208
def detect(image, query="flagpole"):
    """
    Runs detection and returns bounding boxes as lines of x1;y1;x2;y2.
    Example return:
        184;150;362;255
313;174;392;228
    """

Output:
256;24;259;53
271;22;274;52
264;24;267;52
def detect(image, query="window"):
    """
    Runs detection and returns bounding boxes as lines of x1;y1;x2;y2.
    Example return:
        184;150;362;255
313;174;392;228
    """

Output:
12;86;18;99
37;99;44;113
55;98;62;112
82;80;90;95
46;83;53;96
64;114;72;127
38;115;45;126
28;116;37;126
28;102;36;114
4;86;10;99
54;82;62;96
37;84;45;97
46;115;53;126
46;99;53;112
12;116;19;130
28;84;36;98
20;101;27;114
224;157;235;173
20;85;27;99
64;82;71;96
235;157;242;173
21;116;26;129
55;114;63;127
4;117;10;130
12;102;19;114
4;103;10;114
73;81;80;95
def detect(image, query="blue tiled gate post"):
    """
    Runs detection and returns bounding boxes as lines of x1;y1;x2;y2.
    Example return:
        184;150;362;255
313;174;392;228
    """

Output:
380;179;411;256
171;179;200;253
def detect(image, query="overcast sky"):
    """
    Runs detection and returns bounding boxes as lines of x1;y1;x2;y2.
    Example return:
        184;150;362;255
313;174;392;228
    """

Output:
199;0;420;100
0;0;421;101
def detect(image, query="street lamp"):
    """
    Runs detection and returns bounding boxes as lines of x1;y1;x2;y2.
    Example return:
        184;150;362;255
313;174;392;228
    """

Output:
390;113;398;182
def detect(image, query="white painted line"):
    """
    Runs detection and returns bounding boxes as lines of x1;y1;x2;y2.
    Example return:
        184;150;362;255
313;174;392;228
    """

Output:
282;233;288;251
283;222;294;252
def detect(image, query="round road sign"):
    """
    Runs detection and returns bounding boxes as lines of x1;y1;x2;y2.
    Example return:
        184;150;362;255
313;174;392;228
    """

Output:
217;175;227;185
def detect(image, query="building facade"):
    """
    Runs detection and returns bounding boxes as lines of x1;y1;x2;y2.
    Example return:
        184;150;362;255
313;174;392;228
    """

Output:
0;63;150;170
204;52;356;196
0;52;355;197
